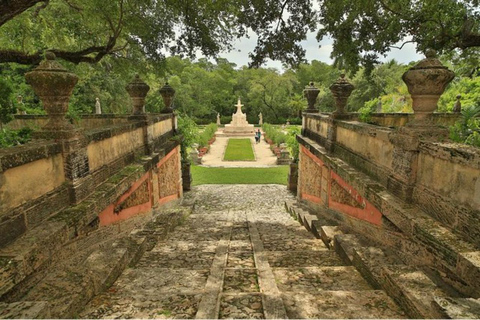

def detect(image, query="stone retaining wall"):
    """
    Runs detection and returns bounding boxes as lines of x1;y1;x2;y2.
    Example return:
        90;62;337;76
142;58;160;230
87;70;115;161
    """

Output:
0;114;180;249
299;113;480;247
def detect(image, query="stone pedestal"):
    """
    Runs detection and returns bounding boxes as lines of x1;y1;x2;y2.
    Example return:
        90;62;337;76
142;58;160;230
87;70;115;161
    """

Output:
25;52;90;204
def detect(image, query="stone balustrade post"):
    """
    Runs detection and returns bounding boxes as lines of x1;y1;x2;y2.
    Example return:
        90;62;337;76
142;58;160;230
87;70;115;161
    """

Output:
388;50;455;203
25;52;90;204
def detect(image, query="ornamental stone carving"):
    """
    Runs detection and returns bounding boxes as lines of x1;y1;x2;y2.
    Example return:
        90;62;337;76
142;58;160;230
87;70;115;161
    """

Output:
402;49;454;123
329;74;354;115
159;82;176;114
303;82;320;113
25;52;78;131
126;74;150;115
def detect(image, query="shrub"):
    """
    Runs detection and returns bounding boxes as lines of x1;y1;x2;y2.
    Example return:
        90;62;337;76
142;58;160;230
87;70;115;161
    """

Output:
0;127;33;148
177;114;199;160
450;104;480;148
286;126;301;162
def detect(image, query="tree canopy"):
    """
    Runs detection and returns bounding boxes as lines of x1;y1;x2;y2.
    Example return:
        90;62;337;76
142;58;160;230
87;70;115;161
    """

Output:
0;0;478;71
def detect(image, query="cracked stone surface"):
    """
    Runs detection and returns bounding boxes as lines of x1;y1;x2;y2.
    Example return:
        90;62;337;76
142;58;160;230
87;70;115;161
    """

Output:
79;185;406;319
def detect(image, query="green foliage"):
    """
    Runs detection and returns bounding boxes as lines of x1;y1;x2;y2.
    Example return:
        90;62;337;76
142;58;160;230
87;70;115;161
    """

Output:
318;0;480;73
196;123;217;147
191;165;289;185
0;77;15;127
0;127;33;148
262;123;287;146
439;76;480;112
177;114;199;160
286;126;301;162
449;104;480;148
224;139;255;161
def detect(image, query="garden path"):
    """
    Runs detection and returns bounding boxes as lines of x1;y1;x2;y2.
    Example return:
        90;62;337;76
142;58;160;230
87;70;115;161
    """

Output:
200;129;278;167
80;185;406;319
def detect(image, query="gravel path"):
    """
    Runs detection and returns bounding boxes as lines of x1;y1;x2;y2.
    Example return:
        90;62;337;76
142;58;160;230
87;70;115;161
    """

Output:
200;130;278;167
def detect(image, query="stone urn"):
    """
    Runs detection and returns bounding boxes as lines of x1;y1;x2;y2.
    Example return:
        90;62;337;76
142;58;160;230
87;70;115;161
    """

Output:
303;82;320;113
25;52;78;131
402;49;454;123
126;75;150;115
159;82;176;114
329;74;354;115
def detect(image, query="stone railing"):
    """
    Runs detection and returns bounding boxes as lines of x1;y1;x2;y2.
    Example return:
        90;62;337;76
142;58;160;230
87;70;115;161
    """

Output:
298;50;480;247
0;53;181;249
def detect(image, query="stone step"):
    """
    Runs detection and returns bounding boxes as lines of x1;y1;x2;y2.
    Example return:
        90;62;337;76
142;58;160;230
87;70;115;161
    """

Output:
0;220;68;299
352;246;404;290
281;290;407;319
333;233;362;265
320;226;343;249
273;266;372;293
381;265;447;319
0;301;50;319
20;231;147;318
433;296;480;319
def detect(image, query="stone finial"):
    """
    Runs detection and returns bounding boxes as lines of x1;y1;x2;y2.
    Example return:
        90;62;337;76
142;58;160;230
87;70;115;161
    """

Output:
453;94;462;113
329;74;354;115
159;82;175;114
25;51;78;131
126;74;150;115
402;49;455;124
303;81;320;113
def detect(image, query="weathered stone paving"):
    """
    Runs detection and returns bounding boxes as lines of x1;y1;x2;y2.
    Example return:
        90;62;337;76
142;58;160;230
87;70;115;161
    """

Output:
80;185;406;319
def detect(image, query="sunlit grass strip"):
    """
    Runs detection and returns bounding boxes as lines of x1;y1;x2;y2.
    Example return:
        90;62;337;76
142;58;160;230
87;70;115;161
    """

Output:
223;138;255;161
191;166;288;185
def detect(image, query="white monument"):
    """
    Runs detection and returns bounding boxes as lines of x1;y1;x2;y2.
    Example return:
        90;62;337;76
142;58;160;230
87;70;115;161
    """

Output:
224;98;254;135
95;97;102;114
216;113;221;125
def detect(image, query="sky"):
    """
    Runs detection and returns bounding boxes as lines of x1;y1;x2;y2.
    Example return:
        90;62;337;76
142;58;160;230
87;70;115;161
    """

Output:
213;31;424;72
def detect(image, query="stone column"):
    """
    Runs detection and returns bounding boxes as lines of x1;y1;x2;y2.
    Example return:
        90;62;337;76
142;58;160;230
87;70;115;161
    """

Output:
25;52;90;204
388;50;455;203
303;82;320;114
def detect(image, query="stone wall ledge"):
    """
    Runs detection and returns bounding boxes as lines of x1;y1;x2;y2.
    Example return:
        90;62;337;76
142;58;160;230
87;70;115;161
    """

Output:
419;141;480;168
85;122;145;142
335;120;393;141
0;140;61;172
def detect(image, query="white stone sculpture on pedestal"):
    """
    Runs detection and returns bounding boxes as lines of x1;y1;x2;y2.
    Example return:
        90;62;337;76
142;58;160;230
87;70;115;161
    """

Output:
259;112;263;125
95;97;102;114
224;98;255;135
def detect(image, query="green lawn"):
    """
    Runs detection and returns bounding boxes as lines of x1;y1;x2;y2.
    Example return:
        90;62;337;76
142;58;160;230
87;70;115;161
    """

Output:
191;165;289;185
223;138;255;161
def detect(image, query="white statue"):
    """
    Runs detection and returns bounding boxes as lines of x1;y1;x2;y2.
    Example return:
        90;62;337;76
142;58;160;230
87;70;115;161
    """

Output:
258;112;263;125
95;97;102;114
216;113;221;125
16;95;26;115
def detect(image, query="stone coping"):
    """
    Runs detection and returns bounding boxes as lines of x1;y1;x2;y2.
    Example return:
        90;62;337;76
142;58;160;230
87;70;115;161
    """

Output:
0;139;61;172
419;141;480;168
13;113;173;120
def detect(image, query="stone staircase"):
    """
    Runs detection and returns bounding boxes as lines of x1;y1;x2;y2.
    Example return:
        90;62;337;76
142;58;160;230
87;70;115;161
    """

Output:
0;207;189;319
285;201;480;319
